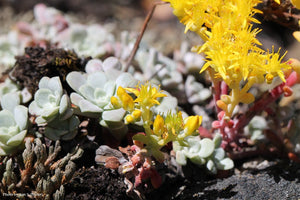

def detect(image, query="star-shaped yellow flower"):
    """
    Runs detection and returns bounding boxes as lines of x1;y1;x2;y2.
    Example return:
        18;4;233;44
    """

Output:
125;83;166;108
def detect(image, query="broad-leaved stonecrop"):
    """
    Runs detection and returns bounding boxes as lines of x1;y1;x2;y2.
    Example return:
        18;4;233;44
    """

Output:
111;82;202;161
164;0;291;117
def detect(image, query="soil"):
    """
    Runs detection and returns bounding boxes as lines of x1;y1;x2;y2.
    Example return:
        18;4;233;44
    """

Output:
9;47;89;94
63;158;300;200
64;166;130;200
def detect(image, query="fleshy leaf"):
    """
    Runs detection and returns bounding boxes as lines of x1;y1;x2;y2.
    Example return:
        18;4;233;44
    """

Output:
46;76;63;96
14;105;28;130
213;148;225;161
59;94;69;115
44;127;68;141
115;73;137;88
0;110;16;127
78;99;103;113
6;130;27;146
0;131;11;144
66;71;87;92
206;159;217;174
216;158;234;170
70;92;85;106
189;154;206;165
85;59;103;73
87;71;107;89
176;151;187;166
102;109;126;122
79;84;95;101
198;138;215;158
35;89;56;107
1;93;21;112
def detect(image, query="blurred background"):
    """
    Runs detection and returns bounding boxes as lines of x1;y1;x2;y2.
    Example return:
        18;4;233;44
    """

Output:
0;0;299;58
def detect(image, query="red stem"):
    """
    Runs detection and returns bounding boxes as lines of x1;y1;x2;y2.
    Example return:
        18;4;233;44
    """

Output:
235;71;299;132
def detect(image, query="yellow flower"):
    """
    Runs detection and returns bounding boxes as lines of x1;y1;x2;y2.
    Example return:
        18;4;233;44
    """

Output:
183;115;202;137
132;109;142;120
125;83;167;108
164;111;184;135
166;0;290;119
291;0;300;9
116;86;134;111
263;47;290;84
125;115;134;124
293;31;300;42
153;114;165;136
110;96;121;109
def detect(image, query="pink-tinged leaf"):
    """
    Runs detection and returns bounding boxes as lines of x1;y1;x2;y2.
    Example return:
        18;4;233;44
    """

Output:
212;120;221;129
16;22;34;36
34;4;48;24
54;15;69;32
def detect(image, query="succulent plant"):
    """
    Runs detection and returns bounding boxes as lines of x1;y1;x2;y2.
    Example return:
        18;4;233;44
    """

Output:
66;57;138;139
29;76;79;141
245;116;268;142
0;92;28;156
173;134;234;174
0;31;22;73
0;78;32;103
59;24;115;58
118;32;210;105
67;57;137;116
0;138;83;199
185;75;211;104
0;78;19;98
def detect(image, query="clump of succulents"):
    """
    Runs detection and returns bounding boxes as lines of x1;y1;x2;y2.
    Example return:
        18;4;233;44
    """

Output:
173;133;234;174
0;92;28;156
0;3;254;197
107;81;232;189
66;57;139;139
0;3;115;73
118;32;211;105
0;3;211;108
66;57;136;116
29;76;79;141
0;138;83;199
58;24;115;58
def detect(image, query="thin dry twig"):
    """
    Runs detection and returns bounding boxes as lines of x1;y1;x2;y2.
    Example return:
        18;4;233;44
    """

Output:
124;1;168;72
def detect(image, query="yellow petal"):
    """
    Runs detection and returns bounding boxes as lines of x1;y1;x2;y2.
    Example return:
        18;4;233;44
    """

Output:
153;115;165;136
291;0;300;9
110;96;121;108
184;115;202;136
132;109;142;120
293;31;300;42
125;115;134;124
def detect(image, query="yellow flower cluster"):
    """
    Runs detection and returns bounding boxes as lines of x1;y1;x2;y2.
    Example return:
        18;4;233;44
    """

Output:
153;112;202;146
112;83;167;124
111;82;202;161
164;0;291;117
